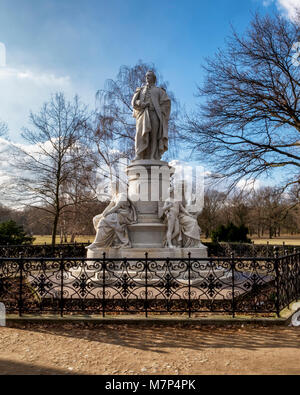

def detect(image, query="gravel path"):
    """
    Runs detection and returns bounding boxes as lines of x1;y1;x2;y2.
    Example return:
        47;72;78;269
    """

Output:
0;323;299;375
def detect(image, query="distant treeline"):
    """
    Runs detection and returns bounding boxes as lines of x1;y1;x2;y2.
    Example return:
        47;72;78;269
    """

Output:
0;200;107;243
1;185;299;242
197;186;299;240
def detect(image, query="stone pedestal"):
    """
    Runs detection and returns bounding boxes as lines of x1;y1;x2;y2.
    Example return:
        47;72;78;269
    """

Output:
126;159;174;249
82;246;209;284
87;246;208;259
128;223;167;248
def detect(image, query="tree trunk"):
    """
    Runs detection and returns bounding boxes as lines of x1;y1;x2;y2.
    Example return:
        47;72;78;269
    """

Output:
52;213;59;247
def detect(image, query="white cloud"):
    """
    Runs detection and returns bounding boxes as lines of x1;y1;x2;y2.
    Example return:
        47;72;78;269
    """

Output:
236;178;262;191
0;137;82;207
263;0;300;20
0;136;57;179
0;68;70;86
0;66;73;140
278;0;300;19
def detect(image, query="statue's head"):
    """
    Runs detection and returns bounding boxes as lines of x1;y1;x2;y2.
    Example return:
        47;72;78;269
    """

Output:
146;70;157;85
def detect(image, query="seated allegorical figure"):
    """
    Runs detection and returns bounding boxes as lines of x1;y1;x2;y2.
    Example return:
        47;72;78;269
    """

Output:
161;191;203;249
86;187;137;250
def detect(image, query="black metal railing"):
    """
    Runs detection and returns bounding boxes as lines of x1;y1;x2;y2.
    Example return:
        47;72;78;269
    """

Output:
0;243;89;258
0;242;295;258
206;242;293;258
1;250;299;318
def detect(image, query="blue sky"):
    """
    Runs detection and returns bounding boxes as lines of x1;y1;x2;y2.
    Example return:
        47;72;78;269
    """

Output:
0;0;288;141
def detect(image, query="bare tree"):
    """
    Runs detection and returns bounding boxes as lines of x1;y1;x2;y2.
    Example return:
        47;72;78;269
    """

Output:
227;194;250;228
90;114;130;190
0;120;9;162
0;120;10;199
0;204;14;223
198;190;226;238
58;149;98;243
183;12;300;191
12;93;94;246
0;120;8;137
248;187;291;238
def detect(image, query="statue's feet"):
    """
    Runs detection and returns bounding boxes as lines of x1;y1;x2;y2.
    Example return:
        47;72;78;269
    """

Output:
167;243;176;249
120;244;132;249
114;243;131;249
86;243;98;250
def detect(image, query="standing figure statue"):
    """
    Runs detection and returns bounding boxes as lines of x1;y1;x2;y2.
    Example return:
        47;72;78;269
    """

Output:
161;194;203;249
131;70;171;160
87;188;137;250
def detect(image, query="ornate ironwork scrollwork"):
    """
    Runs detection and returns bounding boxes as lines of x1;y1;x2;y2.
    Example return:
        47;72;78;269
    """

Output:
0;252;299;317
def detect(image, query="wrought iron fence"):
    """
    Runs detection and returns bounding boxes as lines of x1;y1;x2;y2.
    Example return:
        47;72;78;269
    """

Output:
1;250;299;318
0;243;89;258
206;242;298;258
0;242;296;258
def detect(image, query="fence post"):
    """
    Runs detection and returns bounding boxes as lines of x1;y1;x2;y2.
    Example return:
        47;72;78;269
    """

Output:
274;246;280;318
298;252;300;301
18;253;23;317
145;252;148;318
231;253;235;319
60;253;64;318
295;248;300;301
188;253;191;318
102;253;106;318
292;248;297;302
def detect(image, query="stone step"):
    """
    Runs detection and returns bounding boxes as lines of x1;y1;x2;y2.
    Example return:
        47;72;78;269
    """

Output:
136;214;163;224
87;247;208;259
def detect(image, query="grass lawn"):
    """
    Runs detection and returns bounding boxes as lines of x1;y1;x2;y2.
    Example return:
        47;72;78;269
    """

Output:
251;236;300;246
33;234;300;245
33;235;95;245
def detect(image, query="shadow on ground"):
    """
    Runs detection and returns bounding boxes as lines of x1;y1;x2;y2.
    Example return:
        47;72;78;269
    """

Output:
6;322;300;353
0;359;78;375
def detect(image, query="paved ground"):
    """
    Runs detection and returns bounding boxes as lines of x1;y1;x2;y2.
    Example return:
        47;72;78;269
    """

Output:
0;323;299;375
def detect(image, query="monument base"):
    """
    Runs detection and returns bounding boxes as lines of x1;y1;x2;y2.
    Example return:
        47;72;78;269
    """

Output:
71;246;212;284
128;223;167;248
86;246;208;259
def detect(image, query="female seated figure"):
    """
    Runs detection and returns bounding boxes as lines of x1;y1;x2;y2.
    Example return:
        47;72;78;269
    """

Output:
86;189;137;250
161;193;202;249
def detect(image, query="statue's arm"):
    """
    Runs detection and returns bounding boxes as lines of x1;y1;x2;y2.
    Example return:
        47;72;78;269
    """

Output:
132;88;145;110
161;201;173;216
105;193;129;216
101;201;116;217
179;203;193;217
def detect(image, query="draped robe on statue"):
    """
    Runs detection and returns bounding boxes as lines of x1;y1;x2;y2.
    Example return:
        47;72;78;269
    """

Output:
131;85;171;160
91;192;137;248
161;198;202;248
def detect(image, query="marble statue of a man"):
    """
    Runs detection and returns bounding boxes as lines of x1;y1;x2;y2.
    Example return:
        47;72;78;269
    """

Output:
131;70;171;160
